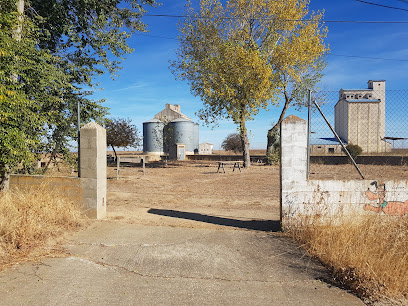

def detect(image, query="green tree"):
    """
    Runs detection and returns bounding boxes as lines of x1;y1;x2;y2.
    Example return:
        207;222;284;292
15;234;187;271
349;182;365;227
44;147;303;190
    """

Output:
171;0;328;167
0;0;157;189
0;0;73;188
106;118;141;161
221;133;243;153
265;123;280;165
25;0;158;163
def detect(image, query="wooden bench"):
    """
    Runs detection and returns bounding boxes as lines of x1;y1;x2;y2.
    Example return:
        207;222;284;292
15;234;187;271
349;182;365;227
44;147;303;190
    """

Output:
217;161;242;173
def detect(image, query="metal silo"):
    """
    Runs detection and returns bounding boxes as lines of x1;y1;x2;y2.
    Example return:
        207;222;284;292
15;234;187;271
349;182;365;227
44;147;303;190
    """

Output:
143;118;164;154
193;122;199;153
170;118;195;154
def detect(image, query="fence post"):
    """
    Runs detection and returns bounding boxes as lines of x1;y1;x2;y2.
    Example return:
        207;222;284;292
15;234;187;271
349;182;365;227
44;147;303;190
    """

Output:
80;122;107;219
280;115;308;228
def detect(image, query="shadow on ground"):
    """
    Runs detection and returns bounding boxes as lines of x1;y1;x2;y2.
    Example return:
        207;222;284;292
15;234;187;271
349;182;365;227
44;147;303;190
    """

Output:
148;208;281;232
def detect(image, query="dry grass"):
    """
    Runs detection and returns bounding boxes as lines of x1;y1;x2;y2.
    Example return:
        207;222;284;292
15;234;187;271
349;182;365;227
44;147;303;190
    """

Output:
0;186;85;267
290;215;408;302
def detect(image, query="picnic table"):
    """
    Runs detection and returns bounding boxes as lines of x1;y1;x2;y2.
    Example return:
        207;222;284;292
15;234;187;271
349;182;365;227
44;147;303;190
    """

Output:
217;161;242;173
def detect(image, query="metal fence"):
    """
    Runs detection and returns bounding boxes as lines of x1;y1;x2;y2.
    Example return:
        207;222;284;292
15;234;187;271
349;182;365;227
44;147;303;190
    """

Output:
308;85;408;180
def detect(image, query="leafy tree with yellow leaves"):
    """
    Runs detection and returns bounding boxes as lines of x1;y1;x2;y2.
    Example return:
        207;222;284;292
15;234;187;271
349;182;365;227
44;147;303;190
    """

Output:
171;0;328;167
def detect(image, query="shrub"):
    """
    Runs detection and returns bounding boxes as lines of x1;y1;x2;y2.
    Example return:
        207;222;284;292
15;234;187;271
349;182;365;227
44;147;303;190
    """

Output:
266;149;280;165
345;144;363;160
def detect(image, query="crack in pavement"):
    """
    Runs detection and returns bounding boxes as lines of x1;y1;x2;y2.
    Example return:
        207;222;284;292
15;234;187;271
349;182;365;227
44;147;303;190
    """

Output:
64;255;326;286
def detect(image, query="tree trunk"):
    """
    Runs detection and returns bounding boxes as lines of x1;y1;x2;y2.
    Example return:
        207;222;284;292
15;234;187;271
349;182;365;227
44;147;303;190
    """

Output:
111;145;118;162
0;165;10;191
0;1;24;191
266;92;292;158
240;117;251;168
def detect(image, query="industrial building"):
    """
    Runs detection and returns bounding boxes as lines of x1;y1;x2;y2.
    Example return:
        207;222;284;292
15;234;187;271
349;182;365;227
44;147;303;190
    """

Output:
143;104;199;158
312;80;391;154
335;80;391;153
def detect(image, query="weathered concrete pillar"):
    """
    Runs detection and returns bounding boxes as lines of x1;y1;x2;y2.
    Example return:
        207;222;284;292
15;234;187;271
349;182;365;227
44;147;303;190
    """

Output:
80;122;107;219
280;115;308;228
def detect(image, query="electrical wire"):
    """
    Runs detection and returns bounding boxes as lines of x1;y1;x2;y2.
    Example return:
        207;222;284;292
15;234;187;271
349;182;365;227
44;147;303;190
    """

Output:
356;0;408;12
328;54;408;62
133;33;408;63
144;13;408;24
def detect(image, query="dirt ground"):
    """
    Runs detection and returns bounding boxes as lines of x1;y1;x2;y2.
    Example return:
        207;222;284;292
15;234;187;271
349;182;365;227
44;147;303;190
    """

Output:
309;163;408;180
106;161;407;230
106;162;280;230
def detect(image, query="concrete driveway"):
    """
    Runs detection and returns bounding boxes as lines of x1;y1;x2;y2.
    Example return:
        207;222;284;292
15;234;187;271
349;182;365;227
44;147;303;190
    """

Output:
0;220;364;305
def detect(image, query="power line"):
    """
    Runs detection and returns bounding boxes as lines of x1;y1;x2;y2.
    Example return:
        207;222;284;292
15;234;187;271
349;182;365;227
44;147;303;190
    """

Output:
328;53;408;62
145;13;408;24
356;0;408;12
134;33;408;62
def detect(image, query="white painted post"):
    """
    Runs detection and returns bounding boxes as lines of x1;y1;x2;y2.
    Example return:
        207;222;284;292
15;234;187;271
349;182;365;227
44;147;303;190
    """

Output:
80;122;107;219
280;115;308;228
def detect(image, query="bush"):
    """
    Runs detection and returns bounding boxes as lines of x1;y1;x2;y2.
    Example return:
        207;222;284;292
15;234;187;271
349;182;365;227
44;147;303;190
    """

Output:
345;144;363;160
266;149;280;165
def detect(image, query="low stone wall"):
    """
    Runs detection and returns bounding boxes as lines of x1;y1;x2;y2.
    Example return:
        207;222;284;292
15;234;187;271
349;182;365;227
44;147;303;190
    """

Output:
280;116;408;229
10;174;82;203
8;122;107;219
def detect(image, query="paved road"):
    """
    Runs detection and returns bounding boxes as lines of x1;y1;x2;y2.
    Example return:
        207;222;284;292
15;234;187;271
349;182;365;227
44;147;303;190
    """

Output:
0;221;364;305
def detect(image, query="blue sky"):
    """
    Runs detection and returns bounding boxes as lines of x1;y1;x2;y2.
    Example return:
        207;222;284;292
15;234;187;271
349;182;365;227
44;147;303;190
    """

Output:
91;0;408;150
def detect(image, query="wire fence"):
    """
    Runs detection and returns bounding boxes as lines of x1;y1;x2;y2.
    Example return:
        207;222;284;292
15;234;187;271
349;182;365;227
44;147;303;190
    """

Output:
308;84;408;180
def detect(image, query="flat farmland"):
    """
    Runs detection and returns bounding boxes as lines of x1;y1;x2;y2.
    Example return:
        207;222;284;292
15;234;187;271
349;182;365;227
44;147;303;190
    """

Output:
106;163;280;230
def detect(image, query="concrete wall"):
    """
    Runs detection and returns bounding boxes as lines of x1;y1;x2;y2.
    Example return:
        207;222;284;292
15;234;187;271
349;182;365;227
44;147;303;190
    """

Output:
10;122;107;220
10;175;82;201
281;115;408;229
334;99;348;142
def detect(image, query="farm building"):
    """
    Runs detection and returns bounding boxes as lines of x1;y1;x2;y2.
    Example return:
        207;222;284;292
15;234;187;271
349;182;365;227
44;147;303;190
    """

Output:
199;142;213;154
143;104;199;157
312;80;391;154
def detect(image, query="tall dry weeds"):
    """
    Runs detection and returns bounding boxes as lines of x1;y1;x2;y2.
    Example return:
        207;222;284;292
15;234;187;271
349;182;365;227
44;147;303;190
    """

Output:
0;186;84;264
290;215;408;301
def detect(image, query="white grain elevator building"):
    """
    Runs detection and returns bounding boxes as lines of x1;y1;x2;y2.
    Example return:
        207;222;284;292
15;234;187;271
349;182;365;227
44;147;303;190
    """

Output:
334;80;391;153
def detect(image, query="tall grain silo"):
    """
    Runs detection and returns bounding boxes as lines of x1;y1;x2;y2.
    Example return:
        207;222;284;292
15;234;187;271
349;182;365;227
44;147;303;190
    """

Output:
143;118;164;155
170;118;195;154
193;123;199;153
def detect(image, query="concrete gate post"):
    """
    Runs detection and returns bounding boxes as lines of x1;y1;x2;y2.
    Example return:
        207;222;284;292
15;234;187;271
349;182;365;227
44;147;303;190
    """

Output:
80;122;107;219
280;115;308;228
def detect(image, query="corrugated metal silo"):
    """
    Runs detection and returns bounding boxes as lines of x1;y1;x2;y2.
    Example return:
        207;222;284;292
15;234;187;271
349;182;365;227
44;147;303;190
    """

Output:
143;118;164;154
193;123;199;153
170;118;195;153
